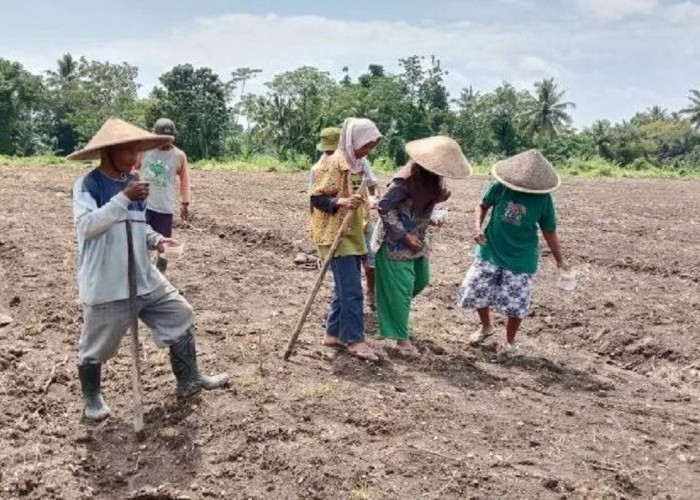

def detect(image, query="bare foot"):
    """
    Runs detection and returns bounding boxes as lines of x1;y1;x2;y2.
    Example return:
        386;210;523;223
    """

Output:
396;340;419;357
347;342;379;361
323;335;345;348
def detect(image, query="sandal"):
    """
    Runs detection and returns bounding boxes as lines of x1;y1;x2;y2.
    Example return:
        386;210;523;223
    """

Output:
347;343;379;361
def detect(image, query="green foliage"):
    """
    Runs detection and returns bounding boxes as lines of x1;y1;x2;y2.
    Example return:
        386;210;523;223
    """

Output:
44;55;145;154
2;53;699;179
0;59;48;155
523;78;575;139
147;64;230;161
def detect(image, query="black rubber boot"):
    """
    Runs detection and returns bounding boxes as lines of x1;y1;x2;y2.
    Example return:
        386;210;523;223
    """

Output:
77;363;111;421
169;330;229;397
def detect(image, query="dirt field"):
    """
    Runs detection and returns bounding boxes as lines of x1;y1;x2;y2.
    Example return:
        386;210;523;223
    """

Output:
1;165;700;500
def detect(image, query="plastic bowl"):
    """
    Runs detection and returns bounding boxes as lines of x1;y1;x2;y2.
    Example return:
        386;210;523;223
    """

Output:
163;242;184;260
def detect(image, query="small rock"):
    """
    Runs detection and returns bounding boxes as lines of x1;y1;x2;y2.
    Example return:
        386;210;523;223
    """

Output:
542;478;560;491
293;253;308;265
0;314;12;326
565;410;575;417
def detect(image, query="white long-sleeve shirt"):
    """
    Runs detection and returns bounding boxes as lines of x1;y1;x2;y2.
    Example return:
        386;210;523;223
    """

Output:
73;169;167;306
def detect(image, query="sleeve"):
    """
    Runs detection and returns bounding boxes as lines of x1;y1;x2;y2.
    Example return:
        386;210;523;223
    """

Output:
538;194;557;232
481;180;502;206
145;224;163;249
377;180;410;240
310;195;339;214
362;159;378;188
309;156;344;214
178;152;191;204
73;177;131;241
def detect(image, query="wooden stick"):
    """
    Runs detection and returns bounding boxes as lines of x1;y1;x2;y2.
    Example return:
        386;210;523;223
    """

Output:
125;220;144;433
284;180;367;360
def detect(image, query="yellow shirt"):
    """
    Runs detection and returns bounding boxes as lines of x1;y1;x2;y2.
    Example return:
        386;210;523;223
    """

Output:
309;150;368;258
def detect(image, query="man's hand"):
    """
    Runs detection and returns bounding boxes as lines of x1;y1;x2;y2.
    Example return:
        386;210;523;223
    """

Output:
180;203;190;222
157;237;179;253
124;177;149;201
402;234;423;253
474;230;487;246
337;194;363;210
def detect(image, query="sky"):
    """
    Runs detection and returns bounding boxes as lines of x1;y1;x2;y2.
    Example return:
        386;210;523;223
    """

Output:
2;0;699;126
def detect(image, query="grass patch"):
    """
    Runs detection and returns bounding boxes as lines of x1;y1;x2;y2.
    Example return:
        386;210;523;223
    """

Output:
0;154;82;168
3;154;700;179
349;483;371;500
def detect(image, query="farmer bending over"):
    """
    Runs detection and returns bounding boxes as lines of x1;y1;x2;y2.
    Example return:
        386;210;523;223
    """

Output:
70;118;228;421
458;150;570;356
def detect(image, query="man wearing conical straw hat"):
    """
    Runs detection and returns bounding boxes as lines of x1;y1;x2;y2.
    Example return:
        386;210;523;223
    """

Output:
70;118;228;421
372;136;472;356
457;149;570;356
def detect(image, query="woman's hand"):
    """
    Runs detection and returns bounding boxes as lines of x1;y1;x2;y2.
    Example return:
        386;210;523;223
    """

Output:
474;231;487;246
337;194;363;210
402;234;423;252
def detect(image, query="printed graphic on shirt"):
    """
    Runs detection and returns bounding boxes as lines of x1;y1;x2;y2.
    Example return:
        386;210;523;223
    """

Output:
144;160;170;188
502;201;527;226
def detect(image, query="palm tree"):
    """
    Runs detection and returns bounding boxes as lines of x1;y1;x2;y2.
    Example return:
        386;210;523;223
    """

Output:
588;120;614;159
524;78;576;138
681;89;700;130
46;53;77;84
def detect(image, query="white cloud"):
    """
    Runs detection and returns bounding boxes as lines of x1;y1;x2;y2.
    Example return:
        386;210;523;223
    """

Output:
5;11;699;126
663;1;700;23
518;56;561;78
574;0;658;21
9;13;537;93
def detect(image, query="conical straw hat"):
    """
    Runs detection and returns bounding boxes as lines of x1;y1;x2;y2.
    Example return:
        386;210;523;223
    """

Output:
67;118;174;161
405;136;472;179
491;149;561;194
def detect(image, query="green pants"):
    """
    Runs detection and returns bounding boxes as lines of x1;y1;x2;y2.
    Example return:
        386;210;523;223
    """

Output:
375;243;430;340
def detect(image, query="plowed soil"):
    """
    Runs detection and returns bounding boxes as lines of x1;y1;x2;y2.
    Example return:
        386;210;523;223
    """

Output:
1;165;699;500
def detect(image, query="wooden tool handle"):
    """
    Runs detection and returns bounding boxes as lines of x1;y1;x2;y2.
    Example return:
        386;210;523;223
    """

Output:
125;220;144;433
284;180;368;360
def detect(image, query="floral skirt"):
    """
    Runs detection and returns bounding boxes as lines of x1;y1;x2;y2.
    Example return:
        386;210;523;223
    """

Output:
457;258;535;319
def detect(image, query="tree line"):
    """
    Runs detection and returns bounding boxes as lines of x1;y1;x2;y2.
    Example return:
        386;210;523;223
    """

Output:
2;54;700;171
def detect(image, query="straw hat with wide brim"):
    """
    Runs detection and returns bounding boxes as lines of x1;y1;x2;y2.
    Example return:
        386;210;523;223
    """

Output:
67;118;174;161
491;149;561;194
405;136;472;179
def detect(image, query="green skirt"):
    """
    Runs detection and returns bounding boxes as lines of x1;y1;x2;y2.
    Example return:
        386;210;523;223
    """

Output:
375;243;430;340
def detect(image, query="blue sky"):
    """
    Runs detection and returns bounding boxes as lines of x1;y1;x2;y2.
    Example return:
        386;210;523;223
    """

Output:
3;0;699;126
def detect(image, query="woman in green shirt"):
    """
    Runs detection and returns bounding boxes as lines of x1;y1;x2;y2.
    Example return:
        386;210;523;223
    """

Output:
458;150;570;355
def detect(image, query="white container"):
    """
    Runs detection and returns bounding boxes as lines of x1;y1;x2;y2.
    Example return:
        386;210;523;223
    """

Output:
430;206;449;224
163;242;184;260
557;269;578;291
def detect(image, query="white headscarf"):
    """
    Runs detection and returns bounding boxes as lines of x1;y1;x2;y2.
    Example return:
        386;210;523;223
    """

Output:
339;118;382;174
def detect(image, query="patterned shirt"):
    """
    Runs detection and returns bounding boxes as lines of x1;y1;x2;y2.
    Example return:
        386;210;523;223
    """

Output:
374;179;439;260
308;150;368;258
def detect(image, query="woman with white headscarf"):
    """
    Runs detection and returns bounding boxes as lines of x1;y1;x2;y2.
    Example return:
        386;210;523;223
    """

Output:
309;118;383;361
